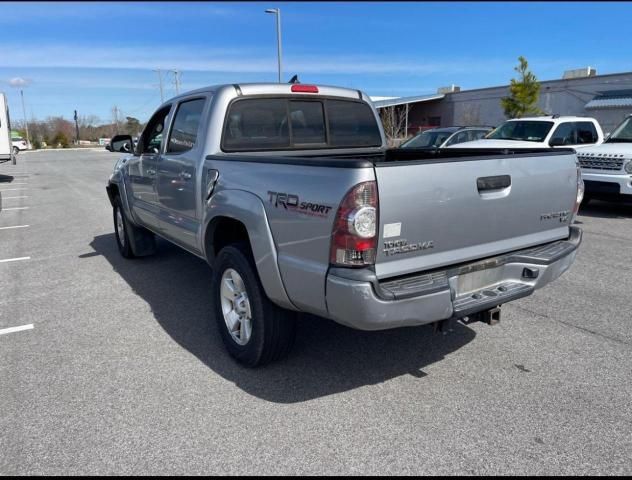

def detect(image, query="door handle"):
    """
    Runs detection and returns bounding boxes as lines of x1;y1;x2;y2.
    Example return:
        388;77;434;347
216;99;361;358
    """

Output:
206;169;220;200
147;169;156;177
180;172;192;180
477;175;511;192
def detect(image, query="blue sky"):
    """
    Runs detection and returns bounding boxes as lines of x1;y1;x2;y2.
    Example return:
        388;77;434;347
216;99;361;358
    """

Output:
2;1;632;124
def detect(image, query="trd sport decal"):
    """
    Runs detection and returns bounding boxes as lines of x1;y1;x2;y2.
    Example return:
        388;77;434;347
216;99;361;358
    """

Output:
267;191;333;217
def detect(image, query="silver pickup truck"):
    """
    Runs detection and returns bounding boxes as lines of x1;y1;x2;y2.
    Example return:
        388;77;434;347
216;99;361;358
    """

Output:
106;83;583;366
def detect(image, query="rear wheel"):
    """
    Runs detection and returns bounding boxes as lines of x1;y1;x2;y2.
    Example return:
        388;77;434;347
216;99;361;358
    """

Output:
12;146;19;155
212;243;296;367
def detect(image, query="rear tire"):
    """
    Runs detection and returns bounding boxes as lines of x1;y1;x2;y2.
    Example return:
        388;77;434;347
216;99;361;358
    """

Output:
12;146;19;155
211;243;296;367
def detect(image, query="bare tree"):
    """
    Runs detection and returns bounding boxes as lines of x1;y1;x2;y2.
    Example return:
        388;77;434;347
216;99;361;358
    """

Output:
379;105;409;146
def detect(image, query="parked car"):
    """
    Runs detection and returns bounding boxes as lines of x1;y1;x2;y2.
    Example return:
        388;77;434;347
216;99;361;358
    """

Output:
106;83;582;366
575;114;632;202
451;116;604;149
11;136;30;154
400;126;493;149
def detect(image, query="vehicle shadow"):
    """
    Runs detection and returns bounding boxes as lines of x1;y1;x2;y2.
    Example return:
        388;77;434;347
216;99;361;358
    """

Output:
579;199;632;219
0;174;15;183
89;233;476;404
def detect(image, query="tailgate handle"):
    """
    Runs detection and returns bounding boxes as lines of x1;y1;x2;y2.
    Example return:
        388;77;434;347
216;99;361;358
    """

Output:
477;175;511;192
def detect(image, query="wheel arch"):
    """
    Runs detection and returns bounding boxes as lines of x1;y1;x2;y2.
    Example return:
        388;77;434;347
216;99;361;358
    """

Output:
203;190;297;311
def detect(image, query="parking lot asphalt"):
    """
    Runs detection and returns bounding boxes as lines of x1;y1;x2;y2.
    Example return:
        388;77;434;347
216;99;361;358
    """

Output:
1;150;631;475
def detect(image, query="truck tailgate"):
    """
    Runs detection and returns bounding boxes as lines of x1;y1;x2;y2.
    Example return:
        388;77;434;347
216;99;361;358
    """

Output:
374;150;578;279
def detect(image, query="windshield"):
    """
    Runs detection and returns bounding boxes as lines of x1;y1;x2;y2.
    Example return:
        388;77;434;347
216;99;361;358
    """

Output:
400;130;452;148
606;117;632;143
486;121;554;142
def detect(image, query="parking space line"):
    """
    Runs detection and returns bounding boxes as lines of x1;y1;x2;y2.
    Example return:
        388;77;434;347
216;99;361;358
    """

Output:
1;196;29;199
0;256;30;263
2;207;30;211
4;183;28;185
0;189;27;192
0;324;34;336
0;225;29;230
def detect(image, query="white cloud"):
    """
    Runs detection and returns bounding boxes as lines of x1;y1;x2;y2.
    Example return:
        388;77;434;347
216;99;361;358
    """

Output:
0;42;546;78
8;77;31;87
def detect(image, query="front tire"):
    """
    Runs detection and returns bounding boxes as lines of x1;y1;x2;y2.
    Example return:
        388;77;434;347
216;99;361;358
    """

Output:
113;196;135;258
211;244;296;367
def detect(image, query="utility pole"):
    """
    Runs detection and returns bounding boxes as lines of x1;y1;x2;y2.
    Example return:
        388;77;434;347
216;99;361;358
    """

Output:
172;70;181;95
112;106;120;134
20;89;31;147
73;110;80;144
154;69;164;103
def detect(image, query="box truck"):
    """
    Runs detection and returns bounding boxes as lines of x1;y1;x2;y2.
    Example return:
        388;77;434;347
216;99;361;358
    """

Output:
0;93;16;165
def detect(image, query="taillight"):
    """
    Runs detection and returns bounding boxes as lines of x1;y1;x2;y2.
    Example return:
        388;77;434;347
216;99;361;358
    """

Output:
571;162;584;223
291;85;319;93
330;181;378;267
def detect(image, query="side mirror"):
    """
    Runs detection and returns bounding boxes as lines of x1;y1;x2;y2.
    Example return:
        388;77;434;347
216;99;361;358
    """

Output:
549;137;565;147
110;134;134;153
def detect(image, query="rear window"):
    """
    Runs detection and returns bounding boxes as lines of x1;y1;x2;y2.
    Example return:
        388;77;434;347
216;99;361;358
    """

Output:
222;97;381;151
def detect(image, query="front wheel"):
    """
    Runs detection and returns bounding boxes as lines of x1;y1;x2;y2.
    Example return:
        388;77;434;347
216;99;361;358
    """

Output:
211;244;296;367
113;196;135;258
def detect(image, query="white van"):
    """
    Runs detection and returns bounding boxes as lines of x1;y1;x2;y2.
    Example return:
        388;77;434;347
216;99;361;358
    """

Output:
0;92;16;165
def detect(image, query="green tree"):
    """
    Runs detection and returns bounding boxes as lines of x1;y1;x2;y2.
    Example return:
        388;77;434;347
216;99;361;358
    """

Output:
51;132;70;148
501;56;544;118
124;116;142;136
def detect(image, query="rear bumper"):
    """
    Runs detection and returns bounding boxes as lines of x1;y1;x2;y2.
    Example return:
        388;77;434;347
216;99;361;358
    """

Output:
325;227;582;331
582;172;632;196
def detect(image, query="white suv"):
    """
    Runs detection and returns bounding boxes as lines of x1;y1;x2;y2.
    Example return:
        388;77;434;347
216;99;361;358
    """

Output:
576;114;632;202
450;116;604;149
11;136;30;154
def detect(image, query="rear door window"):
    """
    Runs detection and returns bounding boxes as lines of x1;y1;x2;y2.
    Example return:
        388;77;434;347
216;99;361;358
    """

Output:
167;98;206;153
222;97;381;151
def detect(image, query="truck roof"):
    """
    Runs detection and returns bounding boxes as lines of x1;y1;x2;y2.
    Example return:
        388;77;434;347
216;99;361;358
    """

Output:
508;115;598;123
163;82;369;105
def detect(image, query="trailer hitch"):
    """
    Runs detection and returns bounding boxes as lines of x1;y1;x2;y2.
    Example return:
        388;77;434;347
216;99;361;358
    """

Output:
460;306;502;326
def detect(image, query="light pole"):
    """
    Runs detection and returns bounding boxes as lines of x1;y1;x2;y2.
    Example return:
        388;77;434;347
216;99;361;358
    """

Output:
265;8;282;83
19;89;31;148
